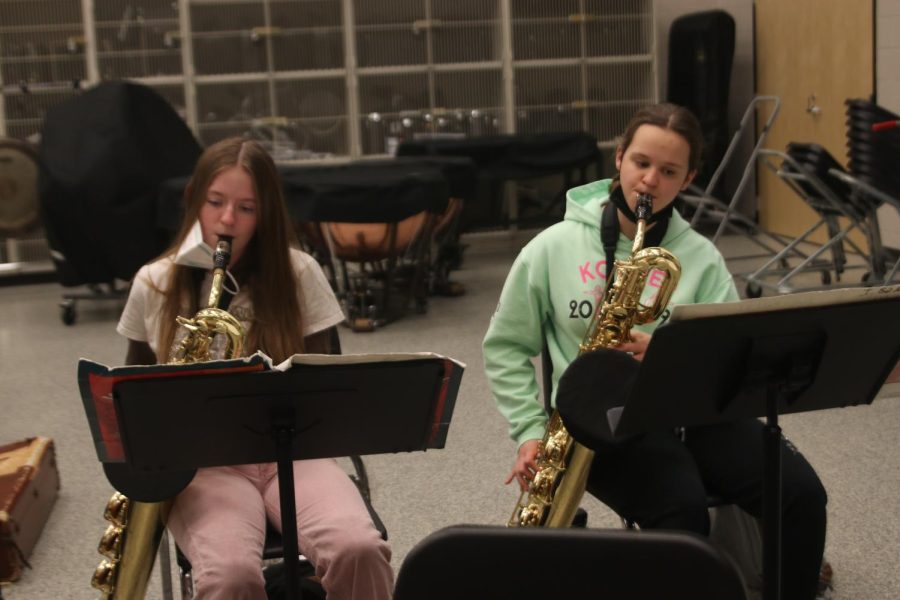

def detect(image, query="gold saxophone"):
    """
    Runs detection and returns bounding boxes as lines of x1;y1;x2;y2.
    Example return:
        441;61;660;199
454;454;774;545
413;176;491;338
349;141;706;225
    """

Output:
508;193;681;528
91;237;246;598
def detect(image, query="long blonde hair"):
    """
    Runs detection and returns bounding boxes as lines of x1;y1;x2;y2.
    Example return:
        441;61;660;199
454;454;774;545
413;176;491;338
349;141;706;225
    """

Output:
155;137;314;363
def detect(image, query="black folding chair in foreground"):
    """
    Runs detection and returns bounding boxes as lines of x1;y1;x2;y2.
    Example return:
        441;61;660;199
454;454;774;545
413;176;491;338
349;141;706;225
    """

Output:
393;525;747;600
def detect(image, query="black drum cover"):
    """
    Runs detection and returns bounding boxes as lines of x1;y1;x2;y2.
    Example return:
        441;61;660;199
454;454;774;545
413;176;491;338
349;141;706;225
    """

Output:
667;10;736;192
39;81;201;286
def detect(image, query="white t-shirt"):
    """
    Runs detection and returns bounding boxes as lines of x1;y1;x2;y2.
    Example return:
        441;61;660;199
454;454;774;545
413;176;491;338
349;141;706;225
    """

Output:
117;248;344;357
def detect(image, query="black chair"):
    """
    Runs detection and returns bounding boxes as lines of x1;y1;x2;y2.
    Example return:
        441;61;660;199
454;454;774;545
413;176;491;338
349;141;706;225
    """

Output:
393;525;747;600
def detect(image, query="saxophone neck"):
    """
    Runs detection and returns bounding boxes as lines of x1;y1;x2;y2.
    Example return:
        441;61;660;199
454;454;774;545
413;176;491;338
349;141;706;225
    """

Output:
631;193;653;254
206;236;234;309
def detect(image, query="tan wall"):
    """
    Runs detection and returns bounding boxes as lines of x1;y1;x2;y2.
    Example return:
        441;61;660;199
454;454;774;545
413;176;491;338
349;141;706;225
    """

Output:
755;0;873;242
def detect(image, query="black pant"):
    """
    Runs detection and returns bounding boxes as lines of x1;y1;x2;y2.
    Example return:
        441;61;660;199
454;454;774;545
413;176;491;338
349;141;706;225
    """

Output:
587;419;827;600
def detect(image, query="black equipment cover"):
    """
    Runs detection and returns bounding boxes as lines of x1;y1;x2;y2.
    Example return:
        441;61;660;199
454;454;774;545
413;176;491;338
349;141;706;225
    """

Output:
39;81;201;286
667;10;735;190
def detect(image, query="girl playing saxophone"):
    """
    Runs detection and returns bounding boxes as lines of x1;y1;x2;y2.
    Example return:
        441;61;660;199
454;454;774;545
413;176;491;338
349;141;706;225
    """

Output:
483;103;827;600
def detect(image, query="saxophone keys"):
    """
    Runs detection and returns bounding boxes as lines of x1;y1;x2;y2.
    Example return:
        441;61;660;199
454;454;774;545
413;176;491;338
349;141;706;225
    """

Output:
517;503;545;527
98;524;125;559
104;492;129;527
91;559;118;593
547;430;572;462
530;466;562;499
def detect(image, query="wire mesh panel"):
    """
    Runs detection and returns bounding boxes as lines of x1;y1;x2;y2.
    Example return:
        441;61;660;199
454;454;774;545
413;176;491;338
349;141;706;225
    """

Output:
510;0;581;61
196;79;269;143
514;65;582;134
358;72;428;154
190;0;347;157
1;87;80;140
510;0;655;142
430;0;501;64
353;0;427;68
93;0;182;79
354;0;505;155
270;0;343;71
275;77;347;156
0;0;87;86
190;1;268;75
0;0;655;156
0;0;86;140
585;60;654;142
584;0;653;57
1;230;52;264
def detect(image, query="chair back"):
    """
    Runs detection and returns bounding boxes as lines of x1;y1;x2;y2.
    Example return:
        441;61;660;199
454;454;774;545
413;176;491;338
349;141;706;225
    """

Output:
393;525;747;600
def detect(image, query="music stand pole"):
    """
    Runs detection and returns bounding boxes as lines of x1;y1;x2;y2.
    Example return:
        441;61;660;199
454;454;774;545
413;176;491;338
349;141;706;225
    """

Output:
763;383;783;600
273;416;302;600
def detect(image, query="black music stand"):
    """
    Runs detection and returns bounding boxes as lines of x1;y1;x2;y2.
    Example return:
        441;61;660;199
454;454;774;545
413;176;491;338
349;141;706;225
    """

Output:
94;355;462;600
559;287;900;600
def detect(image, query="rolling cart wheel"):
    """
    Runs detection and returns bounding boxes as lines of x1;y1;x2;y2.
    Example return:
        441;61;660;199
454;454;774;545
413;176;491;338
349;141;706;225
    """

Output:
820;271;832;285
60;301;76;325
745;282;763;298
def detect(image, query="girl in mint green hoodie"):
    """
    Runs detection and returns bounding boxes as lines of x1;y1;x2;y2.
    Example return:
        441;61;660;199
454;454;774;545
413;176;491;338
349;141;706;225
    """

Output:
483;103;826;600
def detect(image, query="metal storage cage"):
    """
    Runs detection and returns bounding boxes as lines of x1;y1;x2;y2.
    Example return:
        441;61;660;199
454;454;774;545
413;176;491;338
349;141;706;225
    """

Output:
1;0;657;152
511;0;656;144
0;0;657;274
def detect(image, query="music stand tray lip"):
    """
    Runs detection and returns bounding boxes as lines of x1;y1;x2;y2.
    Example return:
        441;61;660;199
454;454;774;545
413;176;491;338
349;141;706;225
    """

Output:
668;283;900;323
276;351;466;369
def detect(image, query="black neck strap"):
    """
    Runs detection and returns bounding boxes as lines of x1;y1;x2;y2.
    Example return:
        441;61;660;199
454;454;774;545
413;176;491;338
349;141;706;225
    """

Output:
600;188;671;284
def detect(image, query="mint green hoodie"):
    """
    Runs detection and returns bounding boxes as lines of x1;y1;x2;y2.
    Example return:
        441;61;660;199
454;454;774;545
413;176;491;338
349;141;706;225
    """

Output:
483;179;739;447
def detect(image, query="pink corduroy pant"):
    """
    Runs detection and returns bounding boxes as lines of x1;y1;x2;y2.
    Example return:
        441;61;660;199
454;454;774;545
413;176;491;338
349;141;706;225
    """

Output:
167;458;393;600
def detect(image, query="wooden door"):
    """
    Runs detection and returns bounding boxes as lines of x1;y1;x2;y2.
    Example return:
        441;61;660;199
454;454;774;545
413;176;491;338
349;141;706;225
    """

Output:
755;0;873;239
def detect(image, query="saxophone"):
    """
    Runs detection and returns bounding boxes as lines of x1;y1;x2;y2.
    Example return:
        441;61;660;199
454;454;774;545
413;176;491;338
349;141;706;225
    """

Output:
508;193;681;528
91;237;246;598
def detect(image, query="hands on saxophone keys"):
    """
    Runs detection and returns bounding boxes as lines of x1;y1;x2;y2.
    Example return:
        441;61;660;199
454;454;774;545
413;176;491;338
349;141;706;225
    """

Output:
616;330;651;362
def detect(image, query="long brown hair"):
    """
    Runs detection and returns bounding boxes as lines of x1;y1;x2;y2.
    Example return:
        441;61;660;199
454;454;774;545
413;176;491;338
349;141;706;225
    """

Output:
155;137;310;363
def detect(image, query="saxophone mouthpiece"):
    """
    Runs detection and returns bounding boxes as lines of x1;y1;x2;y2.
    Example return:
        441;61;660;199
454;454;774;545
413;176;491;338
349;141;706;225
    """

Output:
213;236;233;270
635;193;653;222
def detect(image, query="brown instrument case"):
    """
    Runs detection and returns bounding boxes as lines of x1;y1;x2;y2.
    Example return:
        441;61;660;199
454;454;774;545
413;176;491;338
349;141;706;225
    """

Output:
0;437;60;583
